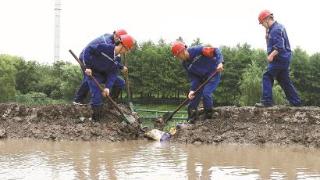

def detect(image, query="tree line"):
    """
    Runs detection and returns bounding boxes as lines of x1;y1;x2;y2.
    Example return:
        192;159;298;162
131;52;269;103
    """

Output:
0;39;319;106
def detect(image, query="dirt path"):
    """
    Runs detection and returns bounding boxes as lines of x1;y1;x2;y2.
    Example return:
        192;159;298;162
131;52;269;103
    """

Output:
172;106;320;147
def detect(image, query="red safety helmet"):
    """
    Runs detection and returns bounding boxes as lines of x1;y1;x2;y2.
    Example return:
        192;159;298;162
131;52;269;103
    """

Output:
120;34;135;50
114;29;127;37
258;10;273;24
171;41;186;56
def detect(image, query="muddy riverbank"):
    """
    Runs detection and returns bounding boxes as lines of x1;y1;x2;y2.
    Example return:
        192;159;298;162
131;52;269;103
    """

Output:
1;103;320;147
0;103;141;141
172;106;320;148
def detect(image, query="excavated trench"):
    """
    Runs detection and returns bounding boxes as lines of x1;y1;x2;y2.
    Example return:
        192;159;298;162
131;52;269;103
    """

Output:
1;103;320;147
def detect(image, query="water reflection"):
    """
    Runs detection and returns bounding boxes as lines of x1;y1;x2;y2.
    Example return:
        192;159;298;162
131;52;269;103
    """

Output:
185;144;320;179
0;140;320;179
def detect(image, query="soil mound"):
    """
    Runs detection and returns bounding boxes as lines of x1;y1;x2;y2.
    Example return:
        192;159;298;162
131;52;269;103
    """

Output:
172;106;320;147
0;103;141;141
2;103;320;147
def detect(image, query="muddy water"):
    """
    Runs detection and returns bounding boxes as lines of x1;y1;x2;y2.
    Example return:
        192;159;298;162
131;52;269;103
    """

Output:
0;140;320;180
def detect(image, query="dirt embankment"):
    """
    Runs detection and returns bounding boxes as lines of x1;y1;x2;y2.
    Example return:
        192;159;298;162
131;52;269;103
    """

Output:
172;106;320;147
0;103;141;141
1;103;320;147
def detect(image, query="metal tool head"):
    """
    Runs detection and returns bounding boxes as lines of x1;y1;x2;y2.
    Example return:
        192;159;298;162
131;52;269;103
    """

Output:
123;114;136;124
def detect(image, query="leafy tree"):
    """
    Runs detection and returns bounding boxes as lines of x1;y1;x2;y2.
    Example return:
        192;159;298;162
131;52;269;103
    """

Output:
59;64;82;100
0;55;17;101
14;59;40;94
1;40;319;106
238;60;263;105
215;44;259;105
290;47;309;103
305;53;320;105
191;38;202;46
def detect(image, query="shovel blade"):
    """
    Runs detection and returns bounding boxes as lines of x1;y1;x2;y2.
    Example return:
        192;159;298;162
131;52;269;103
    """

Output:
123;114;136;124
128;102;135;112
162;111;173;123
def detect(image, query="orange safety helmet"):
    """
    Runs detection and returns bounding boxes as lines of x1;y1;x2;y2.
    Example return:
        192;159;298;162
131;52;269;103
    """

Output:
171;41;186;56
258;10;273;24
114;29;127;37
120;34;135;50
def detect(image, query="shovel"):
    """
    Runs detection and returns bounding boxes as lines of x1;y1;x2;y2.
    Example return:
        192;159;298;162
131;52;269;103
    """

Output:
122;54;135;112
69;49;136;125
161;70;218;124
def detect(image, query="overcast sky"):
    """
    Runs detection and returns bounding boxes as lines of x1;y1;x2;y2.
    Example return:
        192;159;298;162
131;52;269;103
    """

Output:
0;0;319;64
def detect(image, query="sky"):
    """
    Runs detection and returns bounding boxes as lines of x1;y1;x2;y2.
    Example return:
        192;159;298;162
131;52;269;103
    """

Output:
0;0;319;64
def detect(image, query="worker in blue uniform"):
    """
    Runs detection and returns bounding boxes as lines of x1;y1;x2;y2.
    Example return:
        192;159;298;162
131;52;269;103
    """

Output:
73;29;128;105
171;41;224;123
82;34;135;121
256;10;301;107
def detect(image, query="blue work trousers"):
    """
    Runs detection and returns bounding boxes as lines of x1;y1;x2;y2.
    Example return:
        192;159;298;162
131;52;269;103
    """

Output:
261;67;301;106
75;74;125;106
189;73;221;110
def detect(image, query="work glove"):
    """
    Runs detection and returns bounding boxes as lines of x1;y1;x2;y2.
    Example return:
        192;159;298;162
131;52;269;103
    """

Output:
188;91;195;100
217;63;224;72
85;68;92;76
121;66;128;75
267;49;278;63
103;88;110;97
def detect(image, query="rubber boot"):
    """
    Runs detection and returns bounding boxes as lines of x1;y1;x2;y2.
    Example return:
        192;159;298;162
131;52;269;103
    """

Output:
92;106;103;122
110;87;122;102
187;107;198;124
204;108;213;119
255;102;273;108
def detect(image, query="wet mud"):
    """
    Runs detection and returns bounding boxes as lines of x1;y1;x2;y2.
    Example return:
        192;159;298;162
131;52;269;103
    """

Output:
1;103;320;148
172;106;320;148
0;103;141;141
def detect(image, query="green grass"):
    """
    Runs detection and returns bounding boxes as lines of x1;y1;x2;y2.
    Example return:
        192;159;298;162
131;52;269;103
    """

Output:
134;104;187;111
134;103;187;118
134;103;188;131
14;92;68;105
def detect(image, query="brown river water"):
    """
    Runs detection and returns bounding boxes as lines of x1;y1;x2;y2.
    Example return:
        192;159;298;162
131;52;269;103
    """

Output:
0;139;320;180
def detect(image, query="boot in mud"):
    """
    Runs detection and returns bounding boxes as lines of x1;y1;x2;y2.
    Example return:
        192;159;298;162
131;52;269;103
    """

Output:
255;102;273;108
204;108;213;120
187;107;198;124
110;87;122;102
92;105;103;122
